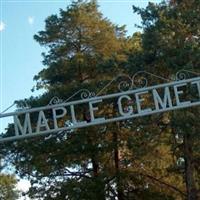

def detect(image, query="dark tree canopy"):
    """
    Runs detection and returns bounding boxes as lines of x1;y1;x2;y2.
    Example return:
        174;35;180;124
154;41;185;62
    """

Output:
1;0;200;200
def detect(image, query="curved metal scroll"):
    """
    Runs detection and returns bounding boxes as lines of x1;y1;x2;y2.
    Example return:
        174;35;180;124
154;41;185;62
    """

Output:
47;69;200;105
176;69;200;81
132;71;170;89
48;89;96;105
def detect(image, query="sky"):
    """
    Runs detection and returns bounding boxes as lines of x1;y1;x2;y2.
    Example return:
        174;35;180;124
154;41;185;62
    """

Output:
0;0;161;198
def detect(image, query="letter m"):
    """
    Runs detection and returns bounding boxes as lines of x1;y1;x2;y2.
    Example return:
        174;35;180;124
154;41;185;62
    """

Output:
153;87;173;110
14;113;32;136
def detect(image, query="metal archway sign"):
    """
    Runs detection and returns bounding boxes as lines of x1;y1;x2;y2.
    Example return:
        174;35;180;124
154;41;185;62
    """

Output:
0;70;200;142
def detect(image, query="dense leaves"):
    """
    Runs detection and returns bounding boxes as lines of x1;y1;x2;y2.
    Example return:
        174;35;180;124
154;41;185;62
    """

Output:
1;0;200;199
0;174;19;200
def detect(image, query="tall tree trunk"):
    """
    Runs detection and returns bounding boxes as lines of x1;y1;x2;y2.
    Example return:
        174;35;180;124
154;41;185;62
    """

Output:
184;133;197;200
91;157;99;177
113;125;124;200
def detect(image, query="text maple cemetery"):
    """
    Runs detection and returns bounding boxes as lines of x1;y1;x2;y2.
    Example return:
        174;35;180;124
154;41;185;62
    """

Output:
1;77;200;142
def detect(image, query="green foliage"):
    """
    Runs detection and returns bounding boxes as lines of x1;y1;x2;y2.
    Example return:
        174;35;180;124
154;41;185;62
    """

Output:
0;174;19;200
2;0;200;199
33;0;126;92
132;0;200;199
132;0;200;73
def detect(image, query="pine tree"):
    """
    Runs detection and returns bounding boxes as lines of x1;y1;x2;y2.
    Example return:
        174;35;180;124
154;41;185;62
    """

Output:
132;0;200;199
2;0;200;199
2;1;129;199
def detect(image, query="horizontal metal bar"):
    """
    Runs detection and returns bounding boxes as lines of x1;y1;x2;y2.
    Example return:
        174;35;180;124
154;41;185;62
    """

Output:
1;98;200;142
0;76;200;118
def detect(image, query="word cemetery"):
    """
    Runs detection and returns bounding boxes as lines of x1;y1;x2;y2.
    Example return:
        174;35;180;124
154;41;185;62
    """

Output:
0;76;200;142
